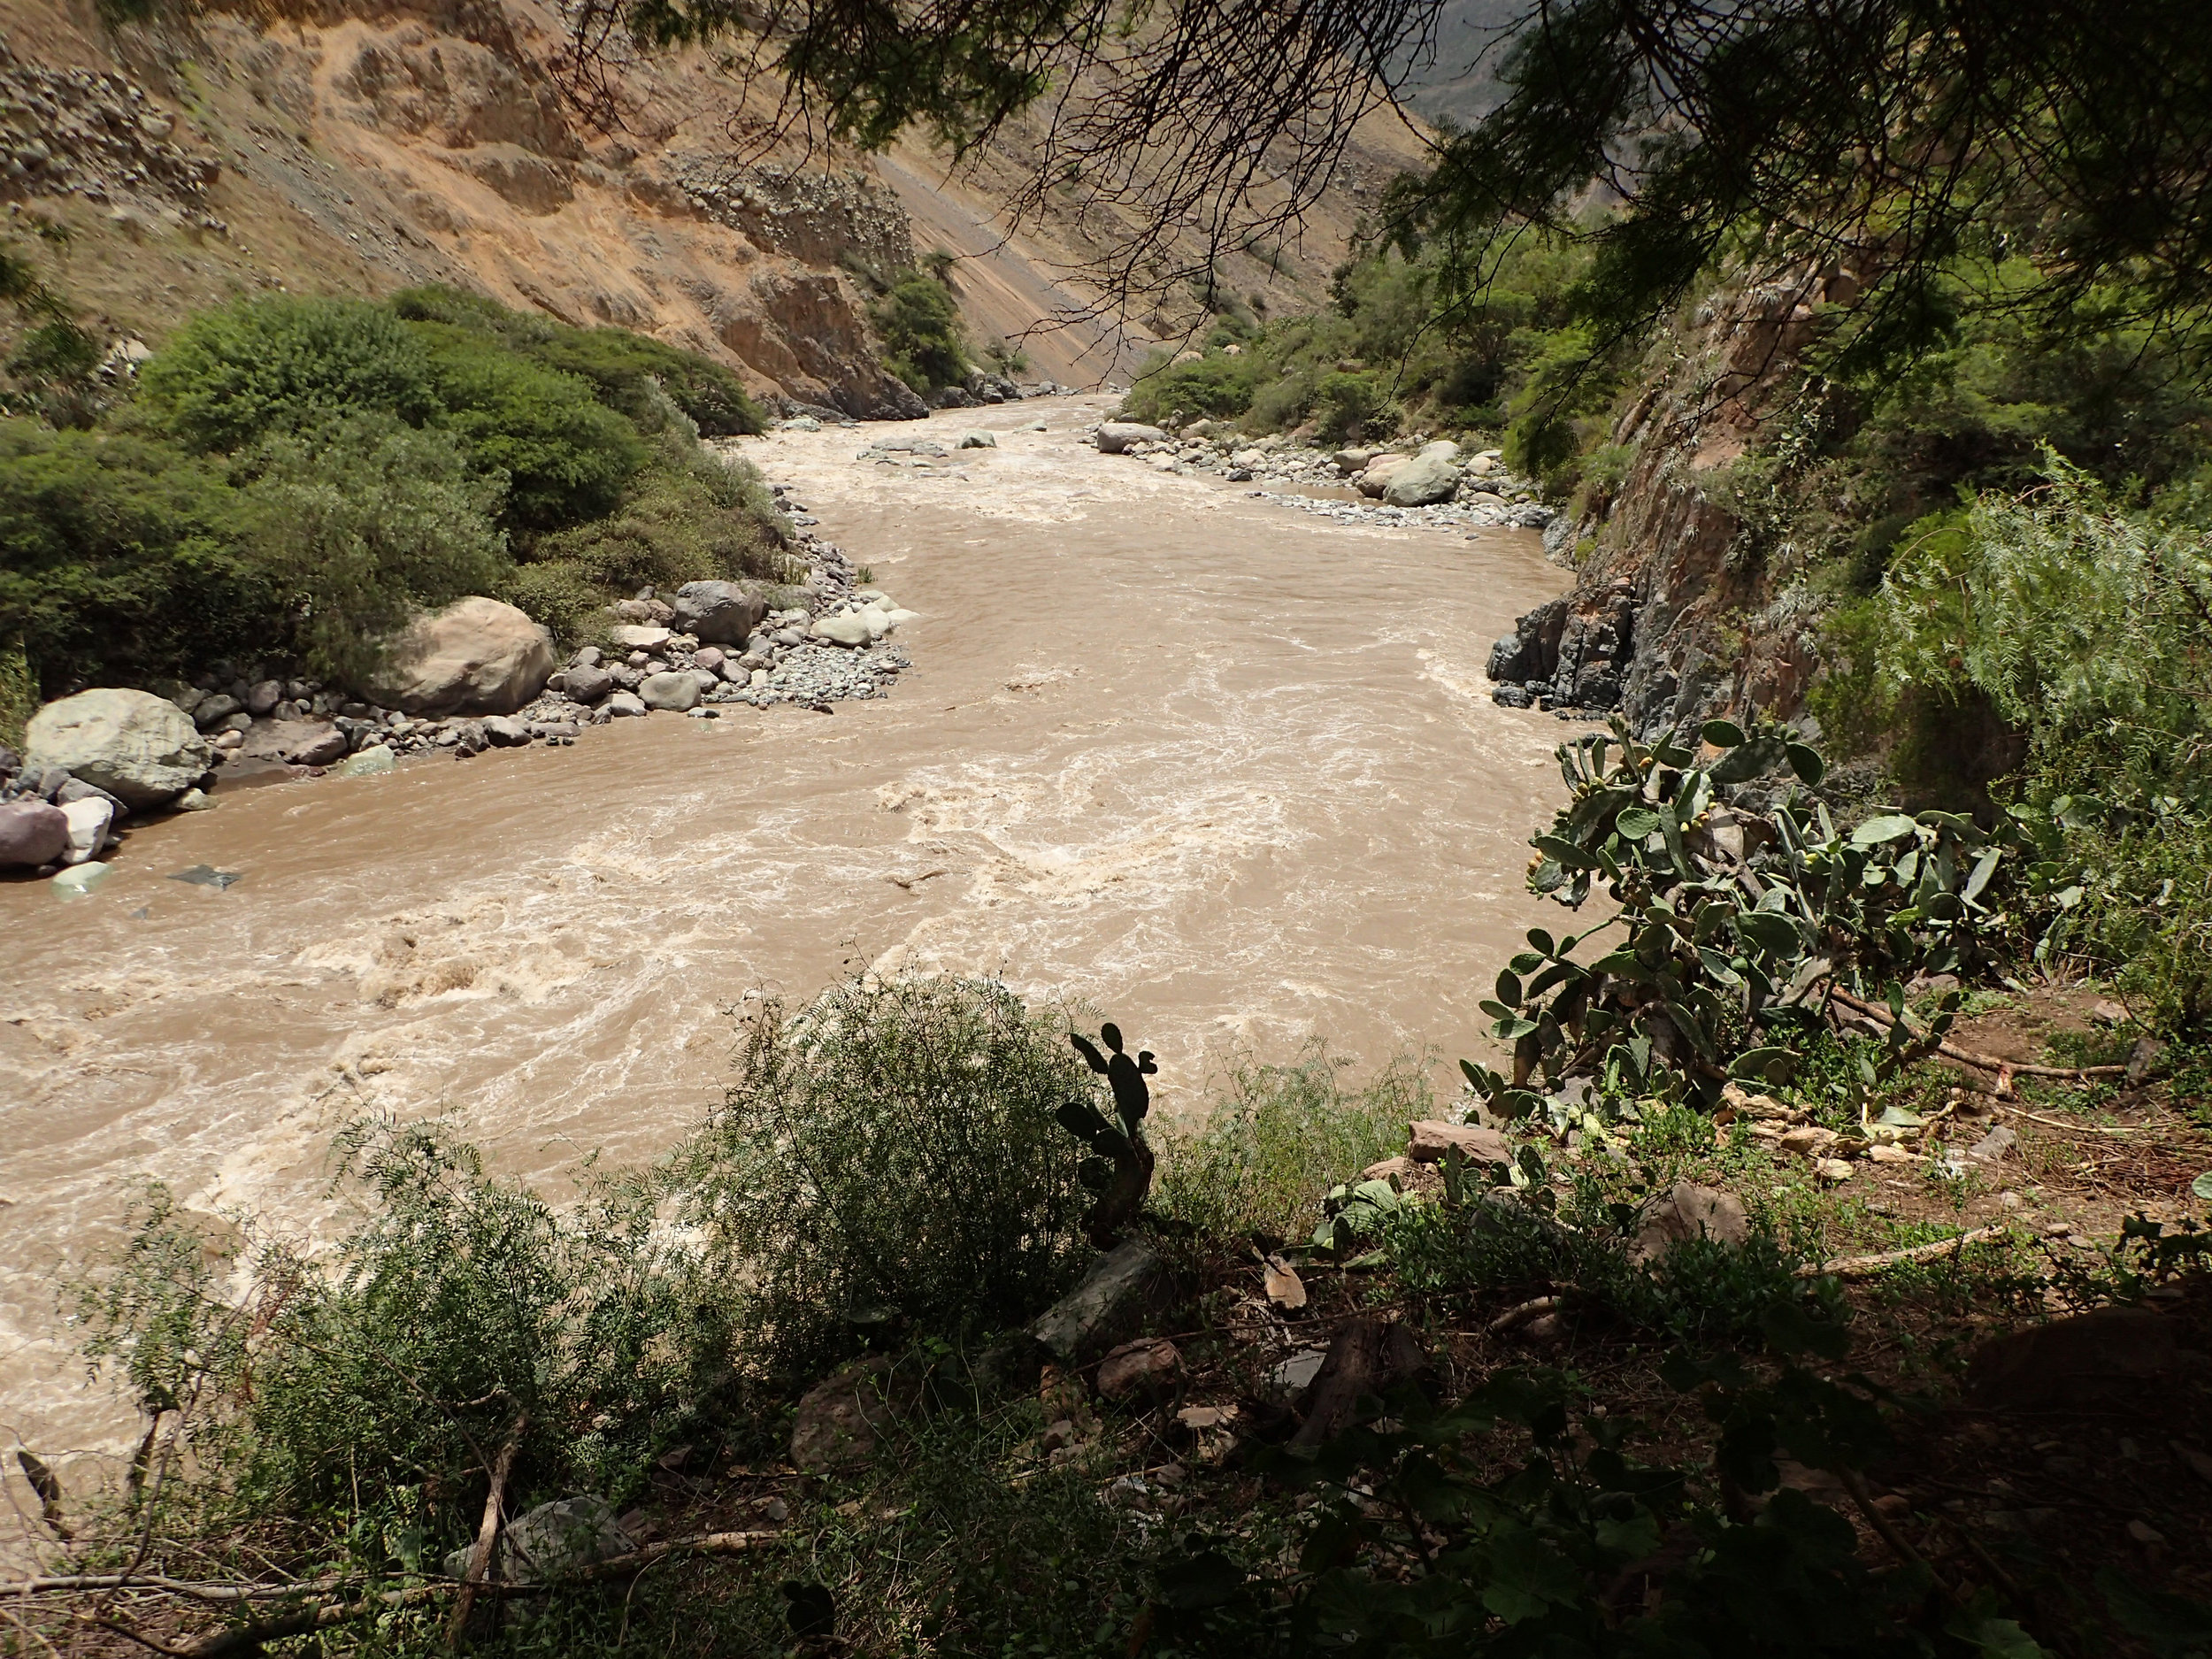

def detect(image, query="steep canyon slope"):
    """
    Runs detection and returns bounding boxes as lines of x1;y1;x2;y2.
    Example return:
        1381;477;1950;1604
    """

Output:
2;0;1423;404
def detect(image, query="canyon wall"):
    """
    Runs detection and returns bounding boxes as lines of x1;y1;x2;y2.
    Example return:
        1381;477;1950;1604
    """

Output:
2;0;1418;407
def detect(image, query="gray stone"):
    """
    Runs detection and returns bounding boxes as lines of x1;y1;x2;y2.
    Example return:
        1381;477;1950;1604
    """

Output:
340;744;396;777
605;690;648;718
692;646;726;673
791;1357;916;1472
442;1496;629;1585
1095;421;1169;454
480;715;532;747
810;613;872;647
1031;1239;1168;1364
193;695;242;729
56;777;127;818
0;800;70;867
59;796;113;864
640;671;700;712
564;664;614;704
669;581;768;646
1630;1182;1750;1263
528;720;580;740
958;429;997;449
363;597;556;717
285;726;349;767
246;679;282;717
26;689;213;809
1408;1120;1512;1165
1381;452;1462;506
570;646;603;668
174;787;216;811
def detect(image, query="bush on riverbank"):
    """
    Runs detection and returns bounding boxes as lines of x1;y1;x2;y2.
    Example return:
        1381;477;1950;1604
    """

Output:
0;288;782;700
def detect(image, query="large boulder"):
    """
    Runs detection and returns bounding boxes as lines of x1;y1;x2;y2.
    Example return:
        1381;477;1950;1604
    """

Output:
810;613;873;647
0;801;70;867
639;670;700;711
24;688;211;809
668;581;769;646
1381;452;1463;506
1095;422;1168;454
361;597;555;717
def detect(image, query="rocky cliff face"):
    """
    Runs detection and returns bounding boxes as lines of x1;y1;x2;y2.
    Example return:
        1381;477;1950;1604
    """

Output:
1486;270;1849;737
2;0;1414;408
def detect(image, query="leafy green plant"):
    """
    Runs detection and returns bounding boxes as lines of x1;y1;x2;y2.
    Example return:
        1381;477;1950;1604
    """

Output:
416;326;649;533
74;1120;720;1577
672;975;1100;1386
1060;1021;1158;1246
1151;1050;1423;1245
140;295;439;451
240;414;512;687
0;419;269;693
1463;718;2021;1127
870;273;971;393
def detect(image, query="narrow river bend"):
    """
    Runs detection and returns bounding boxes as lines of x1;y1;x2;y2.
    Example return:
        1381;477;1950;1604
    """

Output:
0;396;1572;1456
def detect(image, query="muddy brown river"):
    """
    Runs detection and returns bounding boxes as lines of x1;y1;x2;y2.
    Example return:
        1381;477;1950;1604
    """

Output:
0;397;1571;1466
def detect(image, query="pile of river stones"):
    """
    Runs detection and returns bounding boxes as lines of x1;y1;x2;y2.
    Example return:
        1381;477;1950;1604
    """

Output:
0;511;921;879
1091;420;1558;534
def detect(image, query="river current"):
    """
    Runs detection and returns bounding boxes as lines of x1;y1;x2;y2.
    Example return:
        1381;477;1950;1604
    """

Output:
0;396;1571;1467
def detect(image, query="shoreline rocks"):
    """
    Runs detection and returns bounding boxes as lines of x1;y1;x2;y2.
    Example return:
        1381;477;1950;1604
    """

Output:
0;471;922;879
23;688;211;809
1086;420;1555;533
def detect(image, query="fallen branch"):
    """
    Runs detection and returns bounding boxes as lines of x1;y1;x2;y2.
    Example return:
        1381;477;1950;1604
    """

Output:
0;1576;352;1602
1990;1102;2146;1137
1798;1225;2008;1280
1486;1296;1562;1334
1827;990;2130;1079
178;1533;780;1659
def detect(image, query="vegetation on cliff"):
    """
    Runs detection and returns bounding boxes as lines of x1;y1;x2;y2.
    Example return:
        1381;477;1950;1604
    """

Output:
0;284;780;697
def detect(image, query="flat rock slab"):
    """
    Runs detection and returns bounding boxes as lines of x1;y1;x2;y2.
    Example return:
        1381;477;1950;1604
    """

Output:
1031;1238;1168;1364
1407;1120;1512;1166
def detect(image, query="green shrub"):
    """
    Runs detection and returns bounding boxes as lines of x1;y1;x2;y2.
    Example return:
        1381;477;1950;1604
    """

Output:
870;273;971;392
1119;349;1270;426
0;418;269;692
517;436;791;639
389;287;764;436
240;415;511;687
139;295;437;451
415;326;649;533
1153;1049;1423;1244
76;1123;721;1569
1311;369;1394;442
671;975;1100;1386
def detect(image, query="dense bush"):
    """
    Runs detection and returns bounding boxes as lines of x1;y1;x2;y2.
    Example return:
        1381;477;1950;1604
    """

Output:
79;1124;719;1567
4;286;788;696
390;285;764;436
671;975;1100;1386
514;433;792;637
0;419;268;692
870;273;971;392
240;415;512;687
416;325;649;533
140;295;438;451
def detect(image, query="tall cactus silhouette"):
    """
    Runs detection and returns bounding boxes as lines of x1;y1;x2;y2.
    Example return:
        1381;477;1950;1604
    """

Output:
1058;1022;1157;1247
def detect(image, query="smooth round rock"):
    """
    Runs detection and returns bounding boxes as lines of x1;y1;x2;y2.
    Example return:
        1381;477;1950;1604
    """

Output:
25;688;212;809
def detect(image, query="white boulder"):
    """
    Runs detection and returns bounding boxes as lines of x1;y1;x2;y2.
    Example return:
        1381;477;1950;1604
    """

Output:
1095;422;1169;454
24;688;211;809
363;597;556;717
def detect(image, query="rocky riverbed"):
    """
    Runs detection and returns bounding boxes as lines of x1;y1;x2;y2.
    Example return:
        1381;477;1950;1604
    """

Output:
1087;420;1559;533
0;476;924;885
